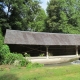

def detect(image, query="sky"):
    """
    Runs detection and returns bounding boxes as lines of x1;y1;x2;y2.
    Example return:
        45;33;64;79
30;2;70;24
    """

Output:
40;0;49;11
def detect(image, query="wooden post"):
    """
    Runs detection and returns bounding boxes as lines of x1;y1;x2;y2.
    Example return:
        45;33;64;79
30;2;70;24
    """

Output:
46;46;49;59
76;45;78;57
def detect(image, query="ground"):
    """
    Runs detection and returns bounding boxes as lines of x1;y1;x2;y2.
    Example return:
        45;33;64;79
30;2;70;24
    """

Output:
0;64;80;80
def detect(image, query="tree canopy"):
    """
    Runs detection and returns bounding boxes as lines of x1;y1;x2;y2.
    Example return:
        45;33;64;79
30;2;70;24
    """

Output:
46;0;80;34
1;0;80;35
0;0;46;35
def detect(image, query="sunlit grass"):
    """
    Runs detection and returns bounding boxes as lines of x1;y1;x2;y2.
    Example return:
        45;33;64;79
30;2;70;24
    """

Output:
0;65;80;80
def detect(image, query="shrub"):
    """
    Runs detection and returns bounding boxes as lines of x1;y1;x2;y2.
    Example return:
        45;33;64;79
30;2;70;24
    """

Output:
0;44;30;66
4;53;20;64
0;45;10;64
26;62;33;69
19;59;28;67
0;45;10;54
4;52;29;66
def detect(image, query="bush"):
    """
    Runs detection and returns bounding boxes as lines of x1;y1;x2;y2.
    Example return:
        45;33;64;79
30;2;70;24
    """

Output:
0;45;10;64
4;52;29;66
0;45;10;54
19;59;28;67
0;45;30;66
4;53;20;64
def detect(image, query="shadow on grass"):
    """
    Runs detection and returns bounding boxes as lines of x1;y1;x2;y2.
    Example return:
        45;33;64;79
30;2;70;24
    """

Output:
0;73;19;80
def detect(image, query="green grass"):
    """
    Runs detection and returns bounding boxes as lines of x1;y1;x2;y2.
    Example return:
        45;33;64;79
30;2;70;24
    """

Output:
0;65;80;80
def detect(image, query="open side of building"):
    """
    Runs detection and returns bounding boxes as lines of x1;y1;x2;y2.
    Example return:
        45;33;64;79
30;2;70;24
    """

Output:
4;29;80;59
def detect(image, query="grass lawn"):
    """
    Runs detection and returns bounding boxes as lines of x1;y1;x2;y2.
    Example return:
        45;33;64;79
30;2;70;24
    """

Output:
0;65;80;80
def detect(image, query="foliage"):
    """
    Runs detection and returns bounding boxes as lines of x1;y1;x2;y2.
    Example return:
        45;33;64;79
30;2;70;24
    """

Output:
0;0;46;35
0;27;3;48
4;53;21;65
0;45;10;54
29;9;47;32
19;58;29;67
26;62;44;69
0;44;29;66
0;3;10;35
0;45;10;64
46;0;80;34
4;52;29;66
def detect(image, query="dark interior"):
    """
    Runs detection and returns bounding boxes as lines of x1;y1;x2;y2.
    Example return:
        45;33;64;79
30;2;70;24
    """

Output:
8;44;80;57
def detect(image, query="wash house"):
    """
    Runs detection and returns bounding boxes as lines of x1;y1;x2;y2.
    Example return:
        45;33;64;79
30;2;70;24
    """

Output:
4;29;80;58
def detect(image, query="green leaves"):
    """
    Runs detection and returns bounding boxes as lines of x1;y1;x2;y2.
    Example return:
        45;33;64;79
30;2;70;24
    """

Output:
0;45;10;64
0;33;3;49
0;45;10;55
46;0;80;33
0;0;46;33
29;9;46;32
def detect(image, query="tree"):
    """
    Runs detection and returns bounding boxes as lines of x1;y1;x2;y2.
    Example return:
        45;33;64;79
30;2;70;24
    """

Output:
46;0;80;34
28;9;47;32
0;27;3;48
0;0;46;34
0;2;10;35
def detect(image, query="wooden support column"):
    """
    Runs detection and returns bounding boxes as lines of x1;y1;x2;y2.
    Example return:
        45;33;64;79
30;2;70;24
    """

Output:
46;46;49;59
76;45;78;57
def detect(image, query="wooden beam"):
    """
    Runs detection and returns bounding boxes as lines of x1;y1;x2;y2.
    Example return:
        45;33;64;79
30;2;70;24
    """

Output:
46;46;49;59
76;45;78;57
